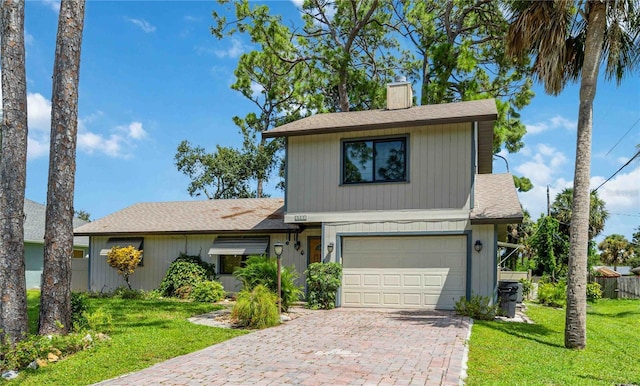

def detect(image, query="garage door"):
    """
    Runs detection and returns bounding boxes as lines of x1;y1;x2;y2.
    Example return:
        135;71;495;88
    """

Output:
341;235;467;309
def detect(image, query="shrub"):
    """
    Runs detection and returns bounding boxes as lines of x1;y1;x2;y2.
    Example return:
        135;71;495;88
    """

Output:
112;286;146;300
191;281;225;303
71;292;89;331
106;246;143;290
0;333;94;372
84;308;113;333
538;281;566;308
231;285;280;329
305;262;342;310
158;254;215;297
233;255;303;311
454;294;498;320
586;282;602;302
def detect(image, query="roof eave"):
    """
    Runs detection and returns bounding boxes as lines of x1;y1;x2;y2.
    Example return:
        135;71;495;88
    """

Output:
263;113;498;139
470;215;524;225
74;226;301;237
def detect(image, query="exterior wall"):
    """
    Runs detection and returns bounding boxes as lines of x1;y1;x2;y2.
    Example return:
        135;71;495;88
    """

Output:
470;224;497;302
25;242;89;290
318;219;497;304
25;243;44;289
88;229;321;293
286;122;473;214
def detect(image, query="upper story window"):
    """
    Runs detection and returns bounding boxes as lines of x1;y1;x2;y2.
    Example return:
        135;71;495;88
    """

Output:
342;137;407;184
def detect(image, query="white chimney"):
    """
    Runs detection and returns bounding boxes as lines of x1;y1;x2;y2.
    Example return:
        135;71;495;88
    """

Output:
386;76;413;110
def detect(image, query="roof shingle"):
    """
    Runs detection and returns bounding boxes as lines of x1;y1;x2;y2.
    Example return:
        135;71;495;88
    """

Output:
471;174;523;224
25;199;89;246
263;99;497;138
73;198;297;236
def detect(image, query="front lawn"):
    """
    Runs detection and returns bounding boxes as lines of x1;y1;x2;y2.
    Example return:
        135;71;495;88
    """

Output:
7;291;246;386
466;299;639;385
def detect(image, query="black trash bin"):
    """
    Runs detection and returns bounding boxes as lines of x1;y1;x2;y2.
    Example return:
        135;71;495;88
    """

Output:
498;281;519;318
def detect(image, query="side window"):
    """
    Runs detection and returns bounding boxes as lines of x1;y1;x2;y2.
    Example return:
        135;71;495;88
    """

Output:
343;137;407;184
219;255;248;274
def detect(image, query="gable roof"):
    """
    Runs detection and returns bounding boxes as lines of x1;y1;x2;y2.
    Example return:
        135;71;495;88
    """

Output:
24;199;89;246
471;174;524;224
73;198;298;236
263;99;497;138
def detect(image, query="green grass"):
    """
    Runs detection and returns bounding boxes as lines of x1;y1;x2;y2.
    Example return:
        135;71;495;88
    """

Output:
466;299;640;385
6;291;247;386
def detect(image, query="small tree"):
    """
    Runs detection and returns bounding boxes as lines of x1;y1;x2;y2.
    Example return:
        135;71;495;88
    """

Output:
598;234;631;271
106;246;143;290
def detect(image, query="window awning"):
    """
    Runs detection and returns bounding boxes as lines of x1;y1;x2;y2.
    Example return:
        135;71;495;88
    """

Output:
100;237;144;256
208;238;269;256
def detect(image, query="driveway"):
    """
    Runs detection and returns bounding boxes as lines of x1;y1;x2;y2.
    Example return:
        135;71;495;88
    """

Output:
96;308;471;386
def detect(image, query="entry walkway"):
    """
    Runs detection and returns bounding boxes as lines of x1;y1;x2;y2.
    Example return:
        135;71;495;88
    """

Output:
96;308;471;386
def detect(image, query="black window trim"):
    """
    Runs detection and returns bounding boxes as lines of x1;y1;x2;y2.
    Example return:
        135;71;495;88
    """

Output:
340;134;409;185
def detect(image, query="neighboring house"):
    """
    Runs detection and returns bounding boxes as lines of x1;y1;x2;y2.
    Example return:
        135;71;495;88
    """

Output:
594;266;634;277
24;198;90;290
75;81;523;309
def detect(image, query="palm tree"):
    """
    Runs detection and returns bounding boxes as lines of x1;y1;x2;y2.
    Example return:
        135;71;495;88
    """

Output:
0;0;29;344
506;0;640;349
39;0;86;335
598;234;631;270
550;188;609;240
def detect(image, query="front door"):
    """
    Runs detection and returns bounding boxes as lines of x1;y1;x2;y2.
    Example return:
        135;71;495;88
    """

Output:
308;236;322;265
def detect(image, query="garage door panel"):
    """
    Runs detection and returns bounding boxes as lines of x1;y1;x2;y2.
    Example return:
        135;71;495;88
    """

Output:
384;275;401;286
342;235;466;310
363;275;381;286
343;274;361;286
403;275;421;287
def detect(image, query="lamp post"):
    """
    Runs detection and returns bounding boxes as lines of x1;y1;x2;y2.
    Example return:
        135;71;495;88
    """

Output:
274;241;284;313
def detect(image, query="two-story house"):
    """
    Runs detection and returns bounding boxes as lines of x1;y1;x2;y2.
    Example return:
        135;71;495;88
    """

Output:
75;81;522;309
262;81;523;309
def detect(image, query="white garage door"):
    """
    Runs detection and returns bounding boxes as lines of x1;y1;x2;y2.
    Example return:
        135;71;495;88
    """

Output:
341;235;467;309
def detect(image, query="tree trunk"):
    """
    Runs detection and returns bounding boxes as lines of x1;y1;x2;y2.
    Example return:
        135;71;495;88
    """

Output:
0;0;29;344
564;0;606;350
39;0;86;335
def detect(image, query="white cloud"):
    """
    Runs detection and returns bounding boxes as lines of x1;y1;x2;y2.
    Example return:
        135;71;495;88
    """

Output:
27;137;50;160
290;0;304;7
514;144;572;218
525;115;576;135
78;132;124;157
27;93;52;132
41;0;60;12
78;120;148;158
214;38;246;59
24;30;34;45
184;15;201;22
250;82;264;98
591;166;640;214
125;17;156;33
23;93;147;159
122;121;147;139
617;156;630;164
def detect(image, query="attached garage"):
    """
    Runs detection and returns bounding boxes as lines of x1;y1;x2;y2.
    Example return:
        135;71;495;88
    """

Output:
341;235;468;309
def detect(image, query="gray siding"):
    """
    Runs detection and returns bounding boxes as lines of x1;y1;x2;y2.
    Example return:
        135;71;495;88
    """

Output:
88;230;321;293
470;224;496;300
286;123;472;214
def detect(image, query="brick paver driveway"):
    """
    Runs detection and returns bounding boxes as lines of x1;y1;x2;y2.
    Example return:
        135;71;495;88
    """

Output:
97;308;471;386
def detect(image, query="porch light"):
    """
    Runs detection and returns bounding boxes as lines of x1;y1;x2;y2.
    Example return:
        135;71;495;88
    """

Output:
474;240;483;253
327;242;334;254
274;241;283;314
274;242;284;258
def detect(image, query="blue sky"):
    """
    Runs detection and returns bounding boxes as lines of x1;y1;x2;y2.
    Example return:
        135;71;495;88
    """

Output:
18;1;640;241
